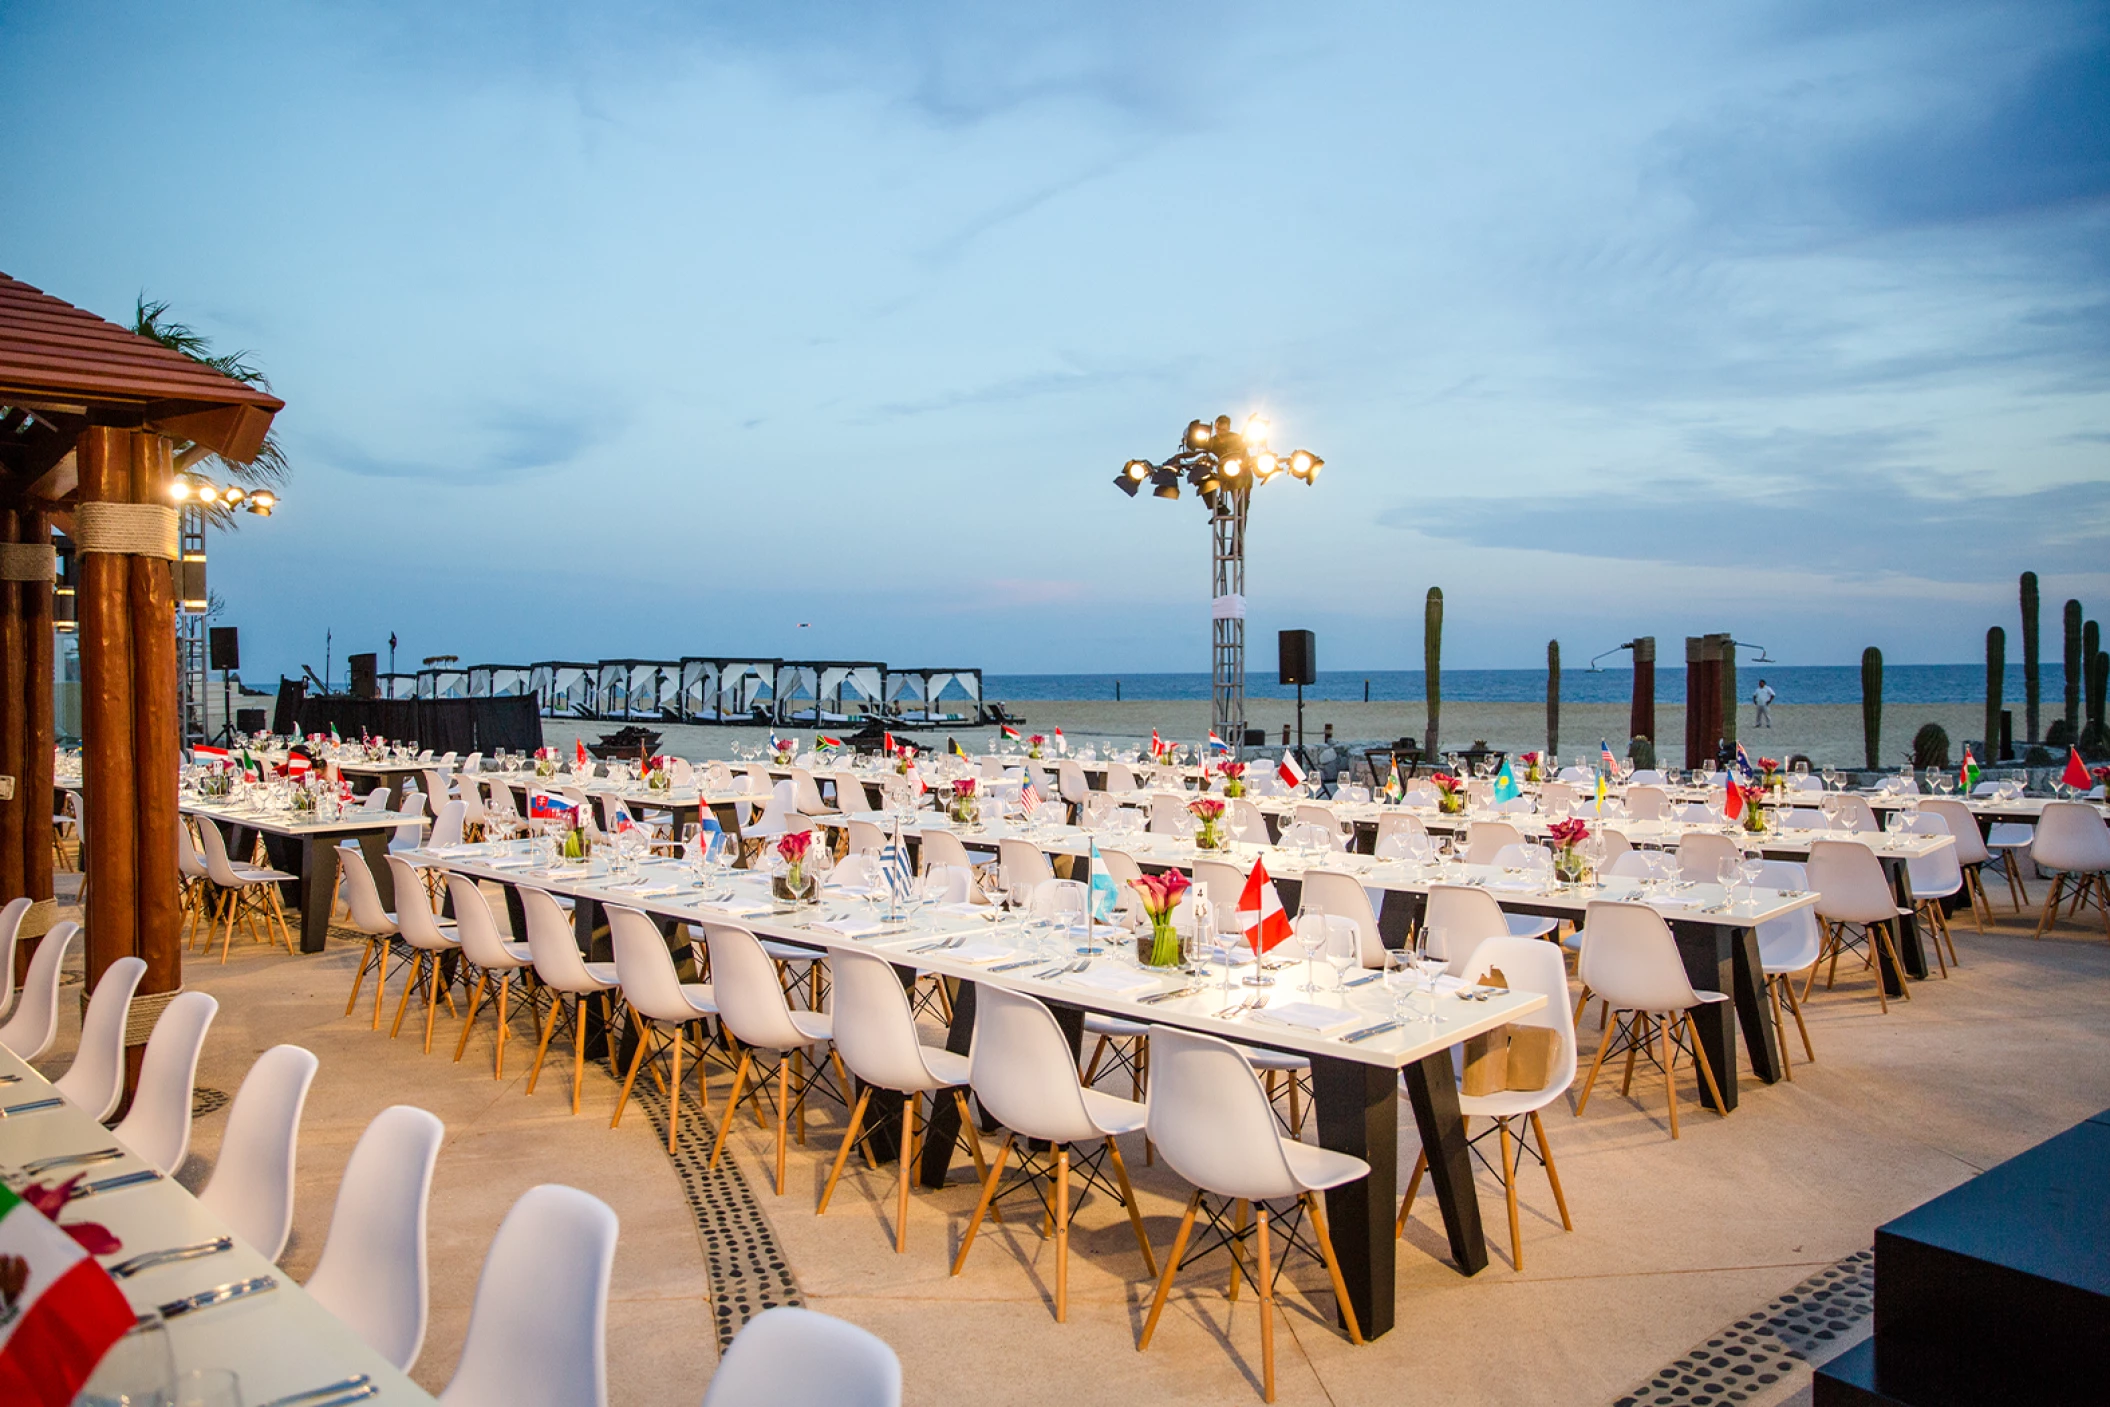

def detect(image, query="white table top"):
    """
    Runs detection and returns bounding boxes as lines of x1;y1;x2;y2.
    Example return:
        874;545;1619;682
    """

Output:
181;800;422;836
0;1047;433;1403
425;846;1544;1068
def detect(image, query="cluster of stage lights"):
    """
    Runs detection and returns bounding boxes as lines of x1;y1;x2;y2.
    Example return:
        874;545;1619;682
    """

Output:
1113;413;1322;510
170;476;276;516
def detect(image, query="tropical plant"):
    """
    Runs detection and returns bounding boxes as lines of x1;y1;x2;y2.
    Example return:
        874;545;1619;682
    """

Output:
1986;626;2005;763
2020;572;2040;743
1913;722;1950;769
1546;639;1561;756
132;295;288;525
2065;600;2083;736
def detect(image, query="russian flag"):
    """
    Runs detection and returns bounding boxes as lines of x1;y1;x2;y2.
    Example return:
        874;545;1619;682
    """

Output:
1237;857;1295;954
1278;751;1306;791
528;791;578;822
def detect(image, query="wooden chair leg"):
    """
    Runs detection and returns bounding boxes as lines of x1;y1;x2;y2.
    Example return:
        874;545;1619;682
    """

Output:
1138;1189;1203;1350
895;1093;917;1253
1621;1013;1647;1097
951;1132;1013;1277
611;1020;654;1130
2035;876;2066;938
1574;1015;1618;1116
1685;1012;1728;1119
708;1052;754;1170
1529;1110;1572;1231
1255;1204;1275;1402
1305;1192;1364;1344
1054;1147;1071;1322
1767;977;1793;1081
774;1054;791;1194
525;993;565;1095
667;1031;685;1154
1104;1137;1157;1275
1228;1199;1248;1302
493;974;512;1080
344;941;378;1018
1395;1150;1428;1237
1661;1014;1679;1140
390;953;423;1038
818;1086;871;1216
1499;1119;1522;1268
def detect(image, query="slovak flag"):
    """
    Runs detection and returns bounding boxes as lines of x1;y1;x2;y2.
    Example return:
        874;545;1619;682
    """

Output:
1237;857;1295;954
1053;728;1067;754
528;792;578;822
1207;730;1230;755
2063;747;2092;790
574;738;588;768
1278;751;1306;791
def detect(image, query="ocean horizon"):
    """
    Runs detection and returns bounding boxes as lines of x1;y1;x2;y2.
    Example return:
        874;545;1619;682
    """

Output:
983;665;2049;707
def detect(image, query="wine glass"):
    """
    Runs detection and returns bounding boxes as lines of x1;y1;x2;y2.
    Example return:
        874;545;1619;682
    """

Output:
1057;885;1096;956
1324;918;1358;991
1294;900;1328;993
1717;855;1742;904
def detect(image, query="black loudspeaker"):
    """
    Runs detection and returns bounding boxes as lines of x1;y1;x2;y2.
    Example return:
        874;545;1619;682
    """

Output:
349;653;378;700
235;707;267;734
209;626;240;671
1278;629;1316;686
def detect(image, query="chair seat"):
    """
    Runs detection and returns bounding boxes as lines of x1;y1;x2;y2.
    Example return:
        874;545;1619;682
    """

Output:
384;913;457;933
1085;1013;1149;1038
230;865;297;884
1243;1047;1311;1072
1282;1137;1369;1192
1910;877;1963;901
920;1046;971;1088
1984;824;2033;849
788;1009;833;1044
1079;1087;1147;1138
1505;914;1559;940
580;961;620;988
761;940;818;966
1758;939;1818;976
500;939;533;964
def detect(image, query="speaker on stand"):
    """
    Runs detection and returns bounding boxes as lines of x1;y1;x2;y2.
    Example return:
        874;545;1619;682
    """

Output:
209;627;239;743
1278;630;1316;773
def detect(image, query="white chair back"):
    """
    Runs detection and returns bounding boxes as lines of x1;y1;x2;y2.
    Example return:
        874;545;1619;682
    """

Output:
607;905;701;1025
306;1105;445;1372
704;923;817;1049
834;773;872;814
113;990;220;1174
1625;786;1670;821
389;791;429;850
919;828;975;873
1902;812;1964;898
828;948;946;1095
447;875;525;970
387;857;458;954
340;845;397;934
176;827;210;882
1753;859;1822;972
0;921;80;1060
1229;798;1270;844
701;1306;902;1407
194;818;252;887
1105;763;1140;794
54;955;145;1120
438;1185;619;1407
199;1044;319;1261
1576;902;1705;1011
1677;831;1740;882
1808;839;1901;925
1420;885;1510;970
430;799;468;850
522;888;604;995
1628;769;1665;785
456;777;487;827
1057;760;1090;802
845;820;884;855
1293;803;1346;836
2030;801;2110;874
969;985;1108;1144
1464;820;1522;865
1298;870;1386;967
1921;798;1989;865
1454;936;1576;1099
1190;858;1246;919
1145;1025;1306;1202
997;838;1054;893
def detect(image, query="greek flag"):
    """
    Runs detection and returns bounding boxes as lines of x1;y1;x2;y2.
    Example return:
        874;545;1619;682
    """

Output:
881;824;916;904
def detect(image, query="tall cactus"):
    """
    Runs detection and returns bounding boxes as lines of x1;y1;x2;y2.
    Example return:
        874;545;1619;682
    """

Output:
1546;639;1561;756
2090;619;2106;749
2021;572;2040;743
1423;587;1443;760
2065;600;2083;736
1986;626;2005;762
1862;646;1883;769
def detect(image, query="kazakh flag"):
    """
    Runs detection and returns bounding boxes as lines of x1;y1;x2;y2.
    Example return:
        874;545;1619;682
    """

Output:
1088;840;1121;924
1492;759;1520;803
0;1181;138;1404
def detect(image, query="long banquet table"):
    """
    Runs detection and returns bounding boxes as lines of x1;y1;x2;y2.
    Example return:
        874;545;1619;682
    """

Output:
0;1045;433;1402
182;800;423;953
419;842;1548;1338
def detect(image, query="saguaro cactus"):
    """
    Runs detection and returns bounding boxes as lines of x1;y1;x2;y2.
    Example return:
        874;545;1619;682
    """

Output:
2065;600;2083;736
1862;646;1883;769
1986;626;2005;762
1423;587;1443;760
2091;650;2110;753
2021;572;2040;743
1546;639;1561;756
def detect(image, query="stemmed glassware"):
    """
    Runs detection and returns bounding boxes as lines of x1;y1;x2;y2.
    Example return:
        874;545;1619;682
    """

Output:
1294;899;1328;994
1324;920;1358;992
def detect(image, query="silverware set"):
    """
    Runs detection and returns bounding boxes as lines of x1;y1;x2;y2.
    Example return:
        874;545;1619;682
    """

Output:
1138;985;1201;1005
109;1236;235;1280
259;1375;377;1407
907;935;966;954
155;1273;278;1321
1342;1019;1401;1043
1214;993;1267;1019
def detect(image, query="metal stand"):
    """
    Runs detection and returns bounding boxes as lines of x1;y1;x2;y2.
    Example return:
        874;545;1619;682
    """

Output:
1212;499;1247;758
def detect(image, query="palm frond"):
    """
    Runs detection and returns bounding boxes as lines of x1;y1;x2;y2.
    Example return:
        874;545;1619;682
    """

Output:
132;292;289;515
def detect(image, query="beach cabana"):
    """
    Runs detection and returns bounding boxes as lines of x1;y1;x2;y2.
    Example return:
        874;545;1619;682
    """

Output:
416;664;469;700
774;659;884;725
530;660;597;717
0;270;282;1099
467;663;533;698
594;659;679;720
885;666;983;723
379;672;419;701
681;656;776;723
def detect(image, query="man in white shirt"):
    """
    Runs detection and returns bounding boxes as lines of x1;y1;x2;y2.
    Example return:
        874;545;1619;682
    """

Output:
1753;679;1775;728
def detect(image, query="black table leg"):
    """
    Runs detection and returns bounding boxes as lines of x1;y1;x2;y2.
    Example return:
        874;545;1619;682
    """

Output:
1882;856;1929;991
919;978;978;1189
296;836;334;953
359;835;394;910
1725;924;1780;1083
1669;922;1741;1112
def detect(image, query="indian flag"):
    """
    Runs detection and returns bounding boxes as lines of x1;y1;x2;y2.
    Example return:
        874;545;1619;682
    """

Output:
1384;759;1404;802
0;1182;137;1404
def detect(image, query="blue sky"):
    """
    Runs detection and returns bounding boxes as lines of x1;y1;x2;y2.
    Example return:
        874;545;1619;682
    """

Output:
4;1;2105;681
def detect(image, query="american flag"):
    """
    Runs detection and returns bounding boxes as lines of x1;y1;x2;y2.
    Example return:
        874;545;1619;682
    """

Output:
1600;740;1618;772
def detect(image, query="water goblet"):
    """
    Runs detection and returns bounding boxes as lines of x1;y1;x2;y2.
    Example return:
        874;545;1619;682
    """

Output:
1294;902;1327;993
1324;919;1358;991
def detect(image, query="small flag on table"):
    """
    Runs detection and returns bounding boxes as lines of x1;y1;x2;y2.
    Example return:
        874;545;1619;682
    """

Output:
1000;724;1021;740
194;744;228;762
0;1181;137;1405
1734;742;1755;781
1384;758;1404;802
575;738;589;768
285;754;312;777
884;731;898;755
1492;759;1520;803
881;825;915;904
950;737;969;758
1017;769;1041;816
1961;747;1982;793
817;735;843;750
1278;751;1306;791
1088;840;1120;924
1207;730;1230;755
905;764;928;797
528;792;578;822
1595;774;1607;811
2062;747;2090;790
1053;728;1067;754
1599;739;1618;773
329;723;340;743
239;749;264;780
1150;728;1167;760
1723;777;1747;821
1237;857;1294;954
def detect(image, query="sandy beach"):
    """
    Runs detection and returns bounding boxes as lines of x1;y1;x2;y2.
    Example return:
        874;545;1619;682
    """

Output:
542;698;2006;772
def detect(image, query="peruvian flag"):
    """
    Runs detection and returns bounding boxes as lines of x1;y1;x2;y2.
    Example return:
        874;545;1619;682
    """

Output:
1237;857;1295;954
1277;751;1306;791
193;745;228;762
0;1181;138;1405
2063;747;2091;790
285;754;312;776
574;737;589;768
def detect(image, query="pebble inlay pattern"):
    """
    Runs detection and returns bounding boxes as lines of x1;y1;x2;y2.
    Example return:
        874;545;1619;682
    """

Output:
1612;1250;1875;1406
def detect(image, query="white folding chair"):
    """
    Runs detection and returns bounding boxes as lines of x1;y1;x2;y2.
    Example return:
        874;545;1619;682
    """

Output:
305;1105;446;1372
198;1044;319;1261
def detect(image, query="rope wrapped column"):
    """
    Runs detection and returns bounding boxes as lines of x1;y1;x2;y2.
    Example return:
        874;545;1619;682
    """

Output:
21;507;55;957
127;434;181;1020
0;508;24;920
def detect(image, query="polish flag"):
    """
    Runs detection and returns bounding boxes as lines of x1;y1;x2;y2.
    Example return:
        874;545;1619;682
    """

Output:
1237;857;1296;954
1278;751;1306;791
2063;747;2092;790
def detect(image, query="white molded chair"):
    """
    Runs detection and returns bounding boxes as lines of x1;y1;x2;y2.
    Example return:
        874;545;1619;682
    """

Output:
0;896;30;1019
952;984;1156;1321
834;772;873;815
1752;859;1821;1074
1373;811;1428;853
1397;936;1575;1268
113;990;220;1174
1464;821;1522;865
521;887;622;1114
607;904;719;1154
439;1185;619;1407
340;843;409;1029
704;923;837;1195
1424;882;1558;962
1676;832;1741;884
388;792;430;857
385;855;466;1052
1895;811;1964;972
997;837;1055;895
2027;800;2110;940
702;1306;902;1407
54;955;145;1120
819;948;988;1253
1106;762;1141;794
918;827;978;876
198;1043;319;1260
0;920;79;1060
306;1105;446;1372
1624;786;1670;821
1138;1024;1365;1398
446;874;540;1078
1922;797;1994;929
1299;870;1388;969
1628;769;1665;786
1573;901;1726;1139
195;818;297;960
1807;839;1913;1012
1830;794;1881;833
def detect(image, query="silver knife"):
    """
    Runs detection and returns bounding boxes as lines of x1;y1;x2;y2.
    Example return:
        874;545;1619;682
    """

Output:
0;1097;64;1117
110;1236;235;1280
17;1147;123;1177
290;1387;380;1407
69;1168;161;1199
257;1375;374;1407
1139;985;1201;1005
1342;1019;1401;1043
987;958;1040;972
157;1274;278;1320
1343;972;1383;988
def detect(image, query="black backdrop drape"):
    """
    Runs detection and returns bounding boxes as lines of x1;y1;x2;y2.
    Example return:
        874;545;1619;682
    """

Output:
289;694;542;754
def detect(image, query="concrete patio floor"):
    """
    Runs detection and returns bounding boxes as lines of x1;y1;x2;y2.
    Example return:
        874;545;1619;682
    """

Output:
34;877;2110;1405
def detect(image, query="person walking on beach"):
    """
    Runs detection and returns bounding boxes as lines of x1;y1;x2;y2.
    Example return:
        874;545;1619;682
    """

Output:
1753;678;1775;728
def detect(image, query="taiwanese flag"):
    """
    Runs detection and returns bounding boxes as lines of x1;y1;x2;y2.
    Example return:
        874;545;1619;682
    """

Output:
1237;857;1295;954
2063;747;2091;790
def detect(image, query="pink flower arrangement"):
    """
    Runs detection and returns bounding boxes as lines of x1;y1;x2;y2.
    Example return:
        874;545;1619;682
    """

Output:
1128;869;1192;922
1429;772;1463;796
775;830;812;864
952;778;977;797
1220;762;1247;779
1548;818;1590;848
1187;797;1226;822
1029;734;1046;745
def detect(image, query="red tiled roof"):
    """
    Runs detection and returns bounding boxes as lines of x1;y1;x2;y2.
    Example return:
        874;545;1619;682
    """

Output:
0;272;284;414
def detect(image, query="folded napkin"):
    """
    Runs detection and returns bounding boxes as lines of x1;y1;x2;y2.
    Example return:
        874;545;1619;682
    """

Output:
943;943;1019;965
812;916;884;937
824;883;875;897
1061;967;1160;997
1483;878;1540;893
1247;1002;1362;1036
701;902;773;918
935;901;988;916
1648;893;1706;910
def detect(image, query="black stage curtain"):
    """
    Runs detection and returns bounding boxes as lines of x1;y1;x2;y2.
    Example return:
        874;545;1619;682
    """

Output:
293;695;541;754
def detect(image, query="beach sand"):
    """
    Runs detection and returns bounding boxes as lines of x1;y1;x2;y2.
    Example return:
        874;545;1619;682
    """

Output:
543;699;2003;772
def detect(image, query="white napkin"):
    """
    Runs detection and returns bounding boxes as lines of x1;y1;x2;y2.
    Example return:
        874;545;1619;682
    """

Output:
935;901;987;916
943;943;1019;965
1061;966;1159;997
813;916;883;937
1247;1002;1361;1035
701;901;773;918
1483;878;1539;893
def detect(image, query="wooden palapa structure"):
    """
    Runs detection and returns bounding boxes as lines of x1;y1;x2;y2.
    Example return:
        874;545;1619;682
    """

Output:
0;272;283;1097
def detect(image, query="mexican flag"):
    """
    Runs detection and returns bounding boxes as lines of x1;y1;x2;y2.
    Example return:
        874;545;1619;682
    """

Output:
1000;725;1021;740
1960;747;1982;794
0;1182;136;1405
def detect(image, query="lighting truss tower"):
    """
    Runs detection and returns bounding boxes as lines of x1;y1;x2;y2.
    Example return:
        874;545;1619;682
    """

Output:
1114;415;1324;759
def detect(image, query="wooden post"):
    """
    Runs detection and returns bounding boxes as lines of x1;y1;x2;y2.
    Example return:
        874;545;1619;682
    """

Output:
0;507;24;908
1684;635;1723;770
129;435;181;1013
21;506;55;963
1630;636;1656;750
76;428;140;1021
